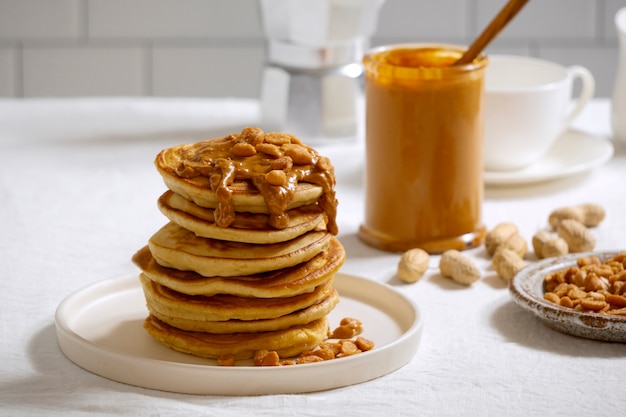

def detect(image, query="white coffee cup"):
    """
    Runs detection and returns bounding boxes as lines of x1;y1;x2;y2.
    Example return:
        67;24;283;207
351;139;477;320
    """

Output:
484;55;595;171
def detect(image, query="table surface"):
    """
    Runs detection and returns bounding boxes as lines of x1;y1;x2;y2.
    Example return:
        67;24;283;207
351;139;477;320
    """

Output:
1;97;625;416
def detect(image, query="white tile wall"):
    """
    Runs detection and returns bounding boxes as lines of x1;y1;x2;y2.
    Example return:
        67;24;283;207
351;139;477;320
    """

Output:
375;0;468;40
0;48;16;96
152;46;264;97
477;0;597;40
0;0;81;39
88;0;262;39
606;0;626;40
22;46;145;96
0;0;625;98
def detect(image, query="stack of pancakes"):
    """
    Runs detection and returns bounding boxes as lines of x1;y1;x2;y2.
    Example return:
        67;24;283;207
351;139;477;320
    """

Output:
132;127;345;360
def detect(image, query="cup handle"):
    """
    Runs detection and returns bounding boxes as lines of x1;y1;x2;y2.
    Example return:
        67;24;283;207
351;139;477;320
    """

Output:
563;65;595;126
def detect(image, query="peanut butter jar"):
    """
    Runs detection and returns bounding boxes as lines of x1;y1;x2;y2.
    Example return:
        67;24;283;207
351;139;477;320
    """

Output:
359;44;487;253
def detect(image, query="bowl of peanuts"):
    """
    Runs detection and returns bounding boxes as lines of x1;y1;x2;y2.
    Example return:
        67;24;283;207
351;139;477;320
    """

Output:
509;251;626;342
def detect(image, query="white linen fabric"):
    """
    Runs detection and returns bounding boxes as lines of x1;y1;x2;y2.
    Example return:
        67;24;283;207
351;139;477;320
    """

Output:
1;98;625;417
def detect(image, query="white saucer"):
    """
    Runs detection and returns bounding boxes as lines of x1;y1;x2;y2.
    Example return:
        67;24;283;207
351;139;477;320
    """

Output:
484;129;614;186
55;273;423;395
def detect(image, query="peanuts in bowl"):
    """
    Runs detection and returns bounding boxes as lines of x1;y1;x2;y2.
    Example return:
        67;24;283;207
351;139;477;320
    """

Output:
509;251;626;342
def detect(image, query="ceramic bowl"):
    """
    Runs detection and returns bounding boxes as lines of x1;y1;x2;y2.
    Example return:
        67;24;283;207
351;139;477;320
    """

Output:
509;251;626;342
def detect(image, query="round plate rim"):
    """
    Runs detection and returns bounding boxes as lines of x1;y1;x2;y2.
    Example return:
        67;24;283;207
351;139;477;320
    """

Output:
55;272;423;395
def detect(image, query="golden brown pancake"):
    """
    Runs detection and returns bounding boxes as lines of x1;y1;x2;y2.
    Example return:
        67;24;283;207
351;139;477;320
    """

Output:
143;314;330;360
158;172;323;216
154;127;338;234
137;127;343;361
148;222;333;277
139;274;334;322
158;190;326;244
144;284;339;334
132;236;345;297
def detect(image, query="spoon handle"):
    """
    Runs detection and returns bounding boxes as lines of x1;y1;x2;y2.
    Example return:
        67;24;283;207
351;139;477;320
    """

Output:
455;0;530;66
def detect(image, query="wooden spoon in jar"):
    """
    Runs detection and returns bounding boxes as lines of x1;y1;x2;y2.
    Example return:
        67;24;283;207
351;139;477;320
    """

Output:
454;0;530;66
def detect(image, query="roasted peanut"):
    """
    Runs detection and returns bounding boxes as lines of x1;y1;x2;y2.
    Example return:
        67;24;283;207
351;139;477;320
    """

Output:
606;294;626;308
238;317;373;367
560;296;575;308
265;169;287;186
284;144;313;165
580;298;607;311
492;248;526;281
270;156;293;171
485;222;519;256
612;270;626;283
217;354;235;366
572;269;587;287
568;286;587;300
254;349;280;366
231;142;257;157
577;255;601;267
439;250;481;285
308;348;336;361
584;273;609;292
338;340;361;357
297;355;324;364
557;219;596;253
613;281;626;296
587;264;613;279
544;252;626;314
532;230;568;259
330;317;362;339
586;291;606;301
544;292;560;304
548;203;606;229
397;248;429;283
354;336;375;352
263;131;293;145
238;126;265;145
255;142;282;158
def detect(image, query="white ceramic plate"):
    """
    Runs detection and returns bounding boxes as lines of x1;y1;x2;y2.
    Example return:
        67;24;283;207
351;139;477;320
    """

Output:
55;273;423;395
484;129;614;186
509;251;626;342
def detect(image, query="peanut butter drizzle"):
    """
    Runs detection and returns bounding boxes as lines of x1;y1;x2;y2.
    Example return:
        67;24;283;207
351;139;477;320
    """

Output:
168;127;338;234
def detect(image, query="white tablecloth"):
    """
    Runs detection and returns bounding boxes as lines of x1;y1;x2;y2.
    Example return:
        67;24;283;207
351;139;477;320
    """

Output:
1;97;625;416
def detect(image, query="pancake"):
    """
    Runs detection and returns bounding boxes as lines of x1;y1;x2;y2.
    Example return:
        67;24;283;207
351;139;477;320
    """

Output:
154;127;338;234
137;127;343;361
144;284;339;334
158;171;324;216
143;314;330;360
132;236;345;297
148;222;333;277
158;190;326;244
139;274;334;322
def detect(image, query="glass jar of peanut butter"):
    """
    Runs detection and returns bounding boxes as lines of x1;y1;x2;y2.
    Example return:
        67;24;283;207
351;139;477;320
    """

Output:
359;44;488;253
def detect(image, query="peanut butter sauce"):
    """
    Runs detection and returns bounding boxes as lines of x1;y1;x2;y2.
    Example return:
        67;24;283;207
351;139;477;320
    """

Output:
159;128;338;234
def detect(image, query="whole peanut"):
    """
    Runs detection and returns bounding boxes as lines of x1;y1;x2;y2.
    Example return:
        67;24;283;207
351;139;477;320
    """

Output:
492;248;526;281
532;230;568;259
548;203;606;229
397;248;430;283
485;222;519;256
557;219;596;253
499;233;528;258
439;250;481;285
